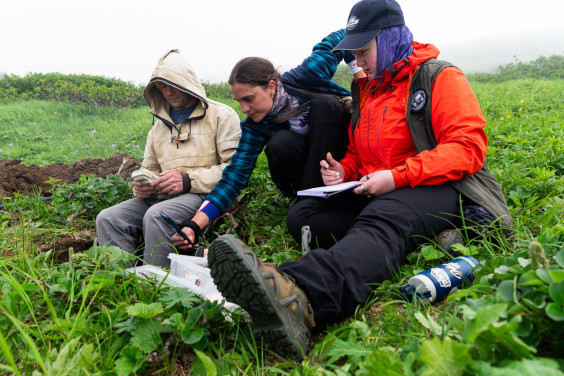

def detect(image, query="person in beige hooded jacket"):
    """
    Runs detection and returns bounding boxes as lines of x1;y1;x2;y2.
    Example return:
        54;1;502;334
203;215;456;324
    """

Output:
96;50;241;266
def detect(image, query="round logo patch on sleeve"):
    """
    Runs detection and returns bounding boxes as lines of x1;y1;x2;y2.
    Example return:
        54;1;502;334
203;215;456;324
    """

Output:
411;89;427;113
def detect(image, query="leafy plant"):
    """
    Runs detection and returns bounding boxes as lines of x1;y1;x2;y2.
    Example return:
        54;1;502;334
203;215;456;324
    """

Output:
50;173;133;223
0;72;145;109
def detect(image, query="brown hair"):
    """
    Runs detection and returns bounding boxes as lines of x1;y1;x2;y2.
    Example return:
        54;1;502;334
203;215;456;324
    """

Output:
228;57;281;88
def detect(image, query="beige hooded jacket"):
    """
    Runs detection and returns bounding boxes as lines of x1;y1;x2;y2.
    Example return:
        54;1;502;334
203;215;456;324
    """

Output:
142;50;241;194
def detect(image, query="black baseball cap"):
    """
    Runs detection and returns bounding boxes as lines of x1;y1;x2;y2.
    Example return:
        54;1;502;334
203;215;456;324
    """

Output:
332;0;405;52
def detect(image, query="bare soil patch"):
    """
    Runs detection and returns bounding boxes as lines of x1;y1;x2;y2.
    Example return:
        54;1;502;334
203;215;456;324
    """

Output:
1;153;141;255
0;152;141;198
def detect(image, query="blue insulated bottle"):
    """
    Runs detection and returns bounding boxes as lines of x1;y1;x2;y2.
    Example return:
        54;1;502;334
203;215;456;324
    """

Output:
400;256;479;302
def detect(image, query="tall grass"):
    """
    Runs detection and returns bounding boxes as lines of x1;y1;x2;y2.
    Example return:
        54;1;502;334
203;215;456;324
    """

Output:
0;100;149;164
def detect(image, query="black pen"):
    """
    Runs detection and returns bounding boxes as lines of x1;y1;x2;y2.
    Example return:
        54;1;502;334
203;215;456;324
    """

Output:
159;212;195;248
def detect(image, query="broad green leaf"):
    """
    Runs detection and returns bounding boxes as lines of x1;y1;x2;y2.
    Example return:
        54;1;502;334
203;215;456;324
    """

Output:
546;303;564;321
554;225;564;233
452;243;479;256
357;348;405;376
160;287;200;310
194;349;217;376
493;265;515;280
191;333;209;352
517;257;531;268
185;306;204;326
21;283;40;293
487;316;537;357
470;358;563;376
555;249;564;268
536;268;553;284
488;358;564;376
126;302;163;319
496;280;516;302
547;270;564;283
549;281;564;305
162;312;184;331
463;303;507;343
349;320;371;337
130;319;163;354
48;337;98;376
50;284;69;295
421;245;444;261
182;326;205;345
114;317;137;334
325;332;373;366
114;345;145;376
521;294;547;310
460;304;477;320
518;270;546;287
420;337;472;376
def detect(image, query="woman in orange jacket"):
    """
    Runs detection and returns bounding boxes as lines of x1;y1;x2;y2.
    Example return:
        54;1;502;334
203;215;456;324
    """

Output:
205;0;511;360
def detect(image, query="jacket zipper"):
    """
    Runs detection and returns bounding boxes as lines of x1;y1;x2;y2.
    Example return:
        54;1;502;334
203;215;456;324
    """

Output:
365;104;384;161
377;106;388;163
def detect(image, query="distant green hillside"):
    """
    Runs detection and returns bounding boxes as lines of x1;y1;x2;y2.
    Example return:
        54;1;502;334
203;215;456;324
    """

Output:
1;54;562;108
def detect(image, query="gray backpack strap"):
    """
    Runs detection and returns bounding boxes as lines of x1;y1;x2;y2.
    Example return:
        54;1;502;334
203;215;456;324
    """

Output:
407;59;514;233
406;58;454;151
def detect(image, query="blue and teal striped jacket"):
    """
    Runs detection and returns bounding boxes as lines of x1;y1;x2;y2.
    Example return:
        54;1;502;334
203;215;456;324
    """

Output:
203;29;355;217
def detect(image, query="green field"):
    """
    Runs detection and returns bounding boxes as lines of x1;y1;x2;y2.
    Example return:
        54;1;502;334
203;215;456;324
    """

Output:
0;62;563;375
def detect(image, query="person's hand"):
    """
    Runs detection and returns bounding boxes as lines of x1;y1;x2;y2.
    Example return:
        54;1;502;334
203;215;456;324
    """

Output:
152;169;184;196
132;181;157;198
172;227;198;251
354;170;396;197
320;152;345;186
171;212;209;251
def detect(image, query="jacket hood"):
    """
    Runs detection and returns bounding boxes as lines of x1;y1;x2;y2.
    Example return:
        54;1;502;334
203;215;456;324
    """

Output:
366;42;440;91
405;42;440;72
143;49;208;122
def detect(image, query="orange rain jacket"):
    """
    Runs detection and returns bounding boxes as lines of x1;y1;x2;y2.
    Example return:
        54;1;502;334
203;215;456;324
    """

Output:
340;42;488;189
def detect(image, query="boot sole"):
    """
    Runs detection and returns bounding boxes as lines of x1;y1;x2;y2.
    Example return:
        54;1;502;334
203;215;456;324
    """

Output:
208;235;309;360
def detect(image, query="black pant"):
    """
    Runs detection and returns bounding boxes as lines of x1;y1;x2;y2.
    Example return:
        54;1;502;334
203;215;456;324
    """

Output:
264;95;350;197
281;184;460;329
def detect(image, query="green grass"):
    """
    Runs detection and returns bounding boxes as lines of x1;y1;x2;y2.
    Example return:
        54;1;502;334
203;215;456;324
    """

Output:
0;78;563;375
0;100;149;164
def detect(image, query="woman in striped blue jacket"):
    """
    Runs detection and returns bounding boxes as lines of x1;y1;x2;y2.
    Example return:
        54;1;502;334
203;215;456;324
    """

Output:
172;29;365;249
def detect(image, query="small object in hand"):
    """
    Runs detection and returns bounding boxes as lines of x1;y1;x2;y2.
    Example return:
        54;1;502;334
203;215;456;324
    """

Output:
159;212;194;248
131;168;159;186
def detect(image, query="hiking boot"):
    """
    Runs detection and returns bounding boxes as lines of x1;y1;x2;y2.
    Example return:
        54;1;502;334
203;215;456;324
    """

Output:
208;234;315;360
436;229;464;252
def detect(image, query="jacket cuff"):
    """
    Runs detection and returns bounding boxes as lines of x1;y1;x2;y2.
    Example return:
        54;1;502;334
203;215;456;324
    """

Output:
182;173;191;193
347;60;363;74
391;166;409;189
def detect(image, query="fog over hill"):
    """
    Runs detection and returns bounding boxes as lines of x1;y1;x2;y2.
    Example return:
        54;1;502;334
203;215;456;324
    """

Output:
438;30;564;74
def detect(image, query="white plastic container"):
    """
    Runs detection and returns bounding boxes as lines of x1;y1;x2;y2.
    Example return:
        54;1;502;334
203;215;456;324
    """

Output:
168;254;215;296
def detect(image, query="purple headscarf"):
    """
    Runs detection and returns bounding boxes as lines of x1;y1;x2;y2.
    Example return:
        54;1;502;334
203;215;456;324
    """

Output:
375;25;414;78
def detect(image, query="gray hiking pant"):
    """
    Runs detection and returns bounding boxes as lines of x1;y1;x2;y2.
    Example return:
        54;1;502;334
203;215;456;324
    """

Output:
96;193;205;267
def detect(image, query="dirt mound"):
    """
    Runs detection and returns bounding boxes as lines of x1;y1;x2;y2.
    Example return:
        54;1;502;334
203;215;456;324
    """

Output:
0;153;141;198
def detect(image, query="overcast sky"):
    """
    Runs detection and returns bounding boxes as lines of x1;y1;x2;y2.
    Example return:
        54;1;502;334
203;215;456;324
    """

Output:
2;0;563;86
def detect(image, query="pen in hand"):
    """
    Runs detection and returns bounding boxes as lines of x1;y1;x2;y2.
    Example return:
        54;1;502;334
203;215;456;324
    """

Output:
159;211;195;248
